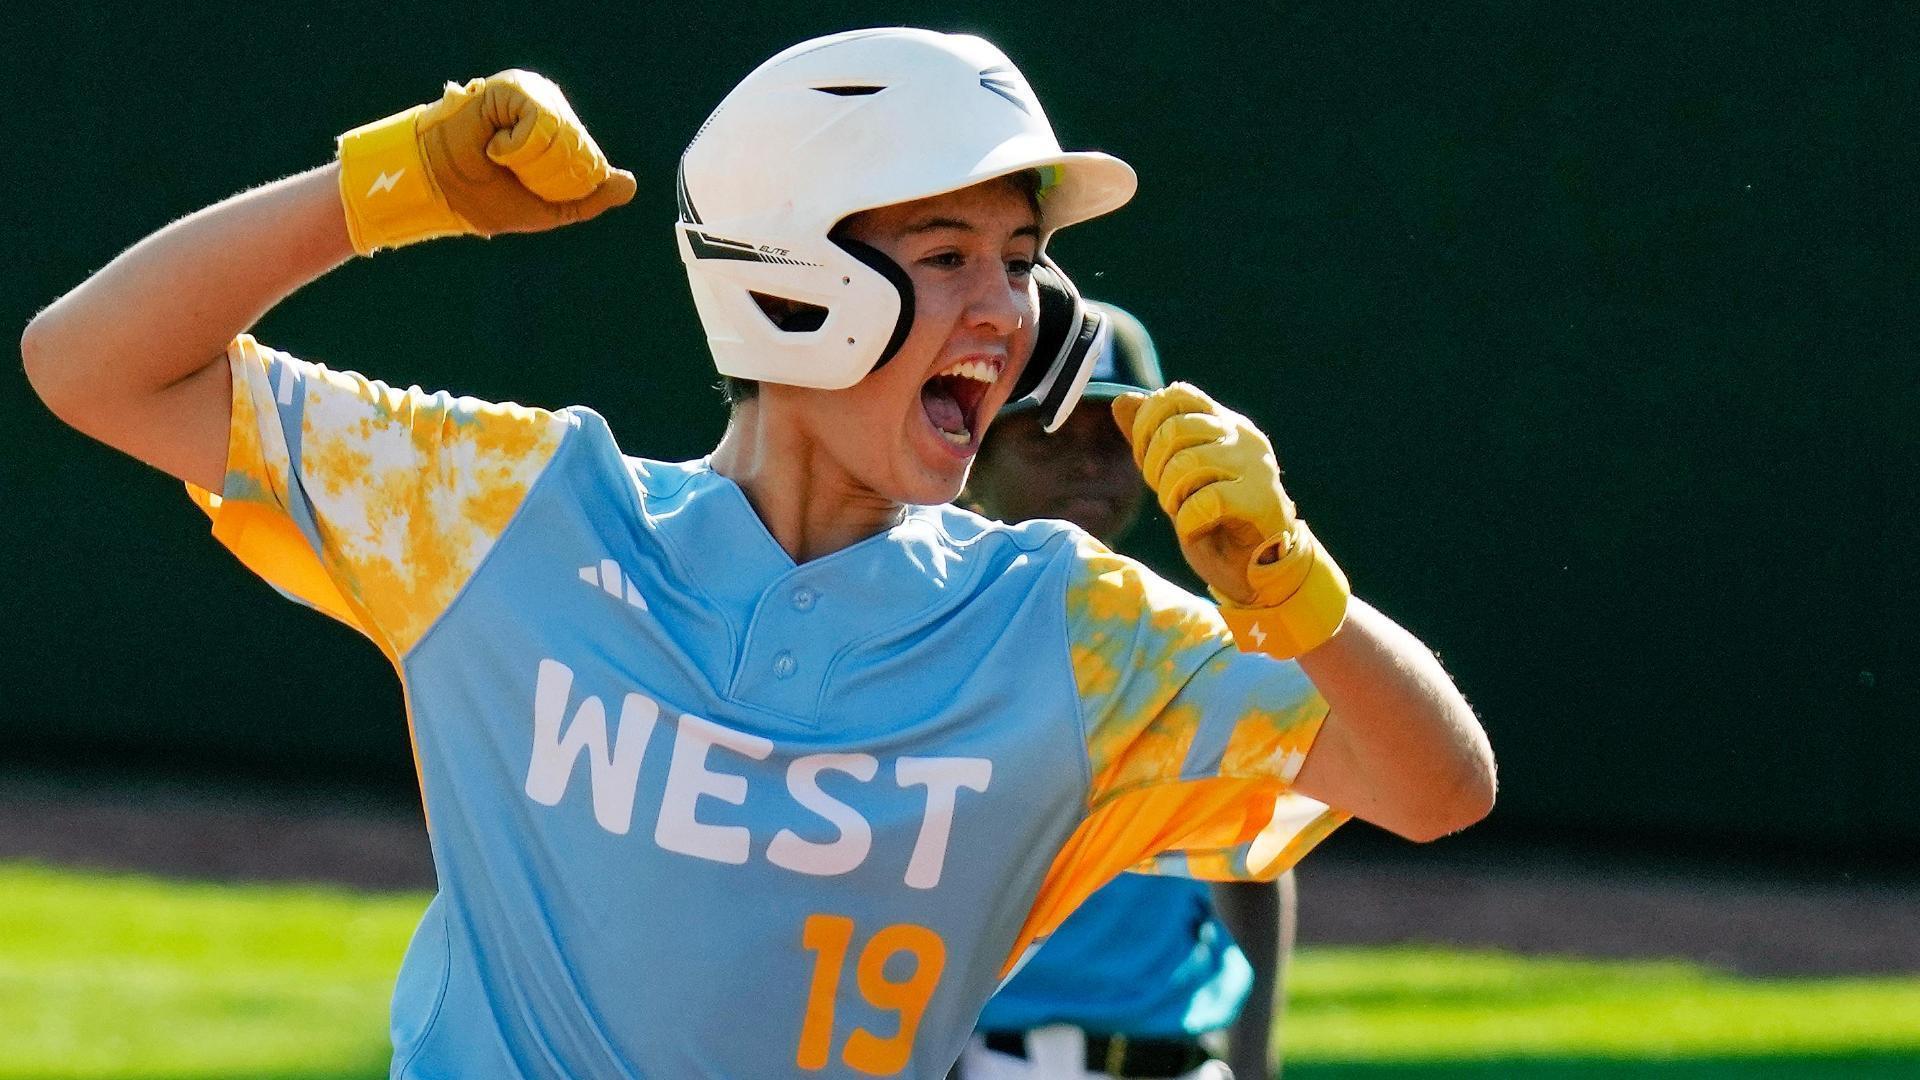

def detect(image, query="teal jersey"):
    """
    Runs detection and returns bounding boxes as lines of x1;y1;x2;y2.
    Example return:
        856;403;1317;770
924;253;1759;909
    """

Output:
977;875;1250;1038
189;338;1348;1079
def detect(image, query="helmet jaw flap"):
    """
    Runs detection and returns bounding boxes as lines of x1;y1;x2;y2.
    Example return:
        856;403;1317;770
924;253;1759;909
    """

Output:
1012;257;1110;432
673;222;912;390
676;27;1135;394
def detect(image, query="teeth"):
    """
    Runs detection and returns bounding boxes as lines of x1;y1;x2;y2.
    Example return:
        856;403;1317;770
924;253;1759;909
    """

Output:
939;428;971;447
936;359;1001;384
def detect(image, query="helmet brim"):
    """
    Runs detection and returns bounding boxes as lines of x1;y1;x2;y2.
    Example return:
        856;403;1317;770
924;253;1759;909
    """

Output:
1003;149;1138;236
840;145;1137;240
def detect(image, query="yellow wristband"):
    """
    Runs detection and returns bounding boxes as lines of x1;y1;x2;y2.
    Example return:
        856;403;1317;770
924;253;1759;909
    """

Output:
1216;524;1351;659
336;103;470;254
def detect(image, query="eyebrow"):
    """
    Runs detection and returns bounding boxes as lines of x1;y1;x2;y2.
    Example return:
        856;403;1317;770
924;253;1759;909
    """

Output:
904;217;1041;242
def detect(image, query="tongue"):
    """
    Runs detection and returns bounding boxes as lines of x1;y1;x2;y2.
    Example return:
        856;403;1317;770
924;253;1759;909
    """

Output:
921;383;968;436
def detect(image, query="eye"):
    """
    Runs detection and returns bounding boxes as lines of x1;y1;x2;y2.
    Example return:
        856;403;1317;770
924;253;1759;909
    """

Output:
920;250;965;269
1006;257;1035;279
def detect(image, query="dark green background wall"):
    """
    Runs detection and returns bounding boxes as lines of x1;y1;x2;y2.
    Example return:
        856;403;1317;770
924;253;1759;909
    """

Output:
5;3;1911;851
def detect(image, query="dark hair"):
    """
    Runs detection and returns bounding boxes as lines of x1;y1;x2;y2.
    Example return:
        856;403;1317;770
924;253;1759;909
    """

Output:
717;170;1044;410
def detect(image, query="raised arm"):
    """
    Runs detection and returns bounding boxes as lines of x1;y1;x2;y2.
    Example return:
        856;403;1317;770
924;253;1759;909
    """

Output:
22;168;352;489
23;70;634;491
1114;384;1496;843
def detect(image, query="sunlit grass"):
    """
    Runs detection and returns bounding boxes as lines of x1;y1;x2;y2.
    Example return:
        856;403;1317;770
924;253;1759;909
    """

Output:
0;862;415;1079
1287;946;1920;1066
2;860;1918;1079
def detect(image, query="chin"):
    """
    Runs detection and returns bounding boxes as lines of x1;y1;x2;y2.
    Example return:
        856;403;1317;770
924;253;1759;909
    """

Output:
909;474;970;508
888;462;971;508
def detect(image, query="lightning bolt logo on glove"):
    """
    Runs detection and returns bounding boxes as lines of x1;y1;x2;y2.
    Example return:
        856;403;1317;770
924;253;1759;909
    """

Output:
1112;383;1350;659
365;169;406;197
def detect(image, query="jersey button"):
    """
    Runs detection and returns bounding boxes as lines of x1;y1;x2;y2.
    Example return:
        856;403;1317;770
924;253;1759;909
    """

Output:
773;651;798;679
790;586;817;612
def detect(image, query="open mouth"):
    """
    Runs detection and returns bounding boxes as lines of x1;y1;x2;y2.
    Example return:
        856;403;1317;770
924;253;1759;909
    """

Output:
920;357;1003;449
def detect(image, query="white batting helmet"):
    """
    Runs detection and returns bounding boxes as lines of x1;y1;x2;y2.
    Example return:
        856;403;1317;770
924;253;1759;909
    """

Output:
674;27;1136;429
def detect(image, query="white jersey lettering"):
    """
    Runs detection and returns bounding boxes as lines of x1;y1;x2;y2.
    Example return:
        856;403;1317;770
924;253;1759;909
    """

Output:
525;659;660;835
527;661;997;887
767;753;879;877
896;757;993;889
656;713;775;864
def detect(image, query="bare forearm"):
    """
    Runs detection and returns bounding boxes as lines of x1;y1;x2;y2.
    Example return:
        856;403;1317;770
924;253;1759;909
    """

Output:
23;164;353;487
26;164;350;402
1293;599;1495;841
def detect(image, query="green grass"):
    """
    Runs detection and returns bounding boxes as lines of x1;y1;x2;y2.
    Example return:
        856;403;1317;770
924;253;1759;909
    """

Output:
0;862;412;1079
1283;948;1920;1078
1;860;1917;1078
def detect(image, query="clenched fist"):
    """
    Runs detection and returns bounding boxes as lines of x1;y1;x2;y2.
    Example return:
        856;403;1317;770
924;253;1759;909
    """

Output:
1112;383;1349;658
337;70;636;254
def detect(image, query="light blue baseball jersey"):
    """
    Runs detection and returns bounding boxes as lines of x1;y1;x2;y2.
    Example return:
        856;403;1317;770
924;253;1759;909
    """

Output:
188;337;1349;1079
977;874;1251;1037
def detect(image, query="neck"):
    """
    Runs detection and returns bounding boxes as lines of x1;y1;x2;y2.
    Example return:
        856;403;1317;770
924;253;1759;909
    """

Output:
709;399;908;563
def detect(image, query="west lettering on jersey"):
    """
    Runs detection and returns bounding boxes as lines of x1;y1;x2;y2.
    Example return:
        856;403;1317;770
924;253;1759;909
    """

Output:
657;713;773;864
769;754;878;876
524;659;992;886
896;757;993;889
526;659;659;834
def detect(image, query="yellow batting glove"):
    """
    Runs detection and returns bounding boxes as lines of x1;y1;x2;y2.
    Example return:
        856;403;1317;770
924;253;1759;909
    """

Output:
336;70;637;255
1112;383;1350;659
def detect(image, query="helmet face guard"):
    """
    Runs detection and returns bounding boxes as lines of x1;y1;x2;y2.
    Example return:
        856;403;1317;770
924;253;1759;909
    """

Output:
675;28;1135;408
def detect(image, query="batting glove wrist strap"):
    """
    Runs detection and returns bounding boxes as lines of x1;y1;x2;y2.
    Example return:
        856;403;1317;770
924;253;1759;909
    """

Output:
1113;382;1353;658
1214;520;1350;659
337;100;469;255
336;71;634;256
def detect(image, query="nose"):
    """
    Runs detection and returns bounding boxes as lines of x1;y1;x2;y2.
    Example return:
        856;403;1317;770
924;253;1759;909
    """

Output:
966;264;1031;340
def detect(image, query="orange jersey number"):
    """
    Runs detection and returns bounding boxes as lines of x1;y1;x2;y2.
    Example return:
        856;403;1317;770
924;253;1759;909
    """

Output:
797;914;947;1075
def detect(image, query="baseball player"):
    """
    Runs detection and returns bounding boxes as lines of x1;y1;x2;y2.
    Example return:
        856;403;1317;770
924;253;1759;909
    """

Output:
960;303;1303;1080
23;28;1494;1079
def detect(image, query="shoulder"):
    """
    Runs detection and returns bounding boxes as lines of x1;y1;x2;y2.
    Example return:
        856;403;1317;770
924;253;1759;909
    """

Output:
919;504;1097;596
920;507;1219;631
1063;532;1220;636
537;406;703;499
229;336;583;483
924;502;1083;555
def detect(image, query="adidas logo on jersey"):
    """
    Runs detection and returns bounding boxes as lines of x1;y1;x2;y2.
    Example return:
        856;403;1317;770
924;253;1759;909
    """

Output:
580;559;647;610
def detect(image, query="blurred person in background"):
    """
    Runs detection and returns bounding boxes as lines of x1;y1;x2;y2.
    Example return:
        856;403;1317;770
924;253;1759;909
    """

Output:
960;303;1308;1080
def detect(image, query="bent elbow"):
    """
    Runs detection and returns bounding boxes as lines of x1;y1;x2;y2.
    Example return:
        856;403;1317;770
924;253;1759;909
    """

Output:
21;311;78;422
21;315;52;399
22;309;114;436
1442;772;1498;838
1396;759;1498;844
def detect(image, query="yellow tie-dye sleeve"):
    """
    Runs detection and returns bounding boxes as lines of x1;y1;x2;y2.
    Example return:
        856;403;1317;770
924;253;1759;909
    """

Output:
186;335;571;660
1004;533;1350;972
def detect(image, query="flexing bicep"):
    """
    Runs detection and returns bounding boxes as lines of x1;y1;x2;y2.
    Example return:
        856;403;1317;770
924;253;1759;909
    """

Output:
22;166;353;488
53;354;234;491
